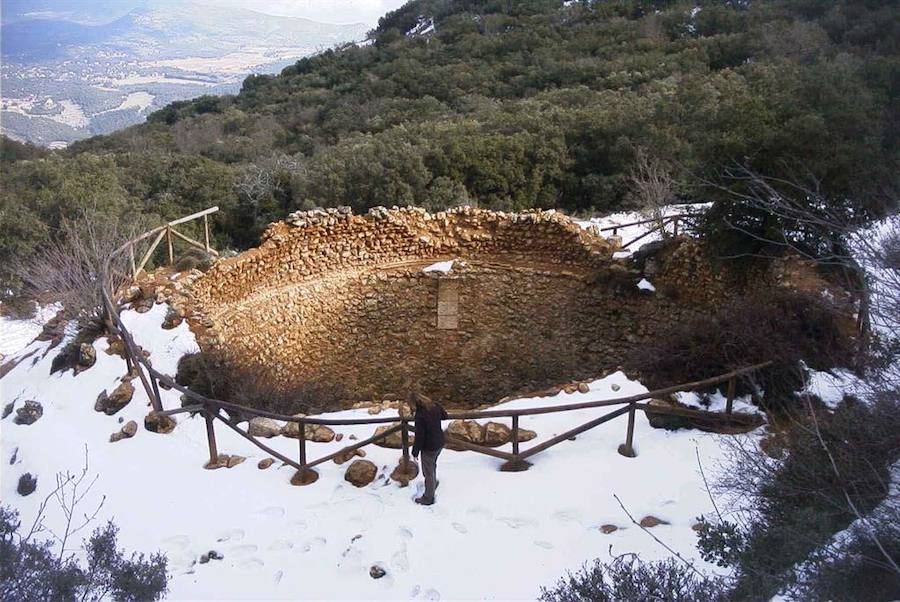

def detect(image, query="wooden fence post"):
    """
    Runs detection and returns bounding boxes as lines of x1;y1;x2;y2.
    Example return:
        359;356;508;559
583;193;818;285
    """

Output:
203;214;210;252
298;419;307;467
511;415;520;456
292;418;319;485
401;419;409;464
129;243;137;279
500;414;532;472
672;216;679;237
725;377;736;416
166;226;174;265
204;408;218;466
149;375;163;413
618;401;637;458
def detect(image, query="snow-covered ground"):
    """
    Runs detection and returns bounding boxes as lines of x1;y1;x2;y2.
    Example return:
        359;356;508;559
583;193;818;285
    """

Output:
0;303;61;360
1;303;741;600
575;203;710;258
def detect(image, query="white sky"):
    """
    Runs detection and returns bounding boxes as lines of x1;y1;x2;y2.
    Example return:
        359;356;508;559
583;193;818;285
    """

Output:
210;0;409;25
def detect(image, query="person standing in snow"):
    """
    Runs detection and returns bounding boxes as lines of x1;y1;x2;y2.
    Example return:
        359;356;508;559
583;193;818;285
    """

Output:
409;391;448;506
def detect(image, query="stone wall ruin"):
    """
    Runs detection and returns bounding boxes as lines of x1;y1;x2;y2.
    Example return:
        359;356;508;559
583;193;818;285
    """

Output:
174;206;704;408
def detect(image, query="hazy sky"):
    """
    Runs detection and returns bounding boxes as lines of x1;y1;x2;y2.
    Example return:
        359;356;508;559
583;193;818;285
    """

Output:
221;0;409;25
5;0;410;26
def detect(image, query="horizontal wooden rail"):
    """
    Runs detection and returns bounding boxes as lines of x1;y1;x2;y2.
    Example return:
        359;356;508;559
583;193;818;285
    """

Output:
213;409;303;471
518;404;632;460
305;423;403;469
596;213;696;232
100;207;772;482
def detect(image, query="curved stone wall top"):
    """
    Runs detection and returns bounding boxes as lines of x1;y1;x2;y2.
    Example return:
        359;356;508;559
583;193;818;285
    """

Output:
189;206;614;310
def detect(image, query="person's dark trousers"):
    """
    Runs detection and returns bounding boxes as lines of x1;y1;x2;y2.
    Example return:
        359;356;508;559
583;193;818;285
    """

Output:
421;448;442;502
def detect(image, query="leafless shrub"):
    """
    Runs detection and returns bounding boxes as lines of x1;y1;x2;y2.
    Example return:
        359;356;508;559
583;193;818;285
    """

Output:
629;148;679;237
16;207;150;324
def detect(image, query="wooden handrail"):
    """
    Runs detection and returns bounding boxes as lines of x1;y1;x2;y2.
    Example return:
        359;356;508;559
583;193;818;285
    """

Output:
596;213;697;232
100;207;772;480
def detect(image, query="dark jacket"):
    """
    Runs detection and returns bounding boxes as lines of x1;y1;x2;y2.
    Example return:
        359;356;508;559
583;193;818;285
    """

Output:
412;403;448;455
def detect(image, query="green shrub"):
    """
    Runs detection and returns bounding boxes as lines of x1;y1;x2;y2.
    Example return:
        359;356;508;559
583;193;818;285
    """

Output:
539;556;727;602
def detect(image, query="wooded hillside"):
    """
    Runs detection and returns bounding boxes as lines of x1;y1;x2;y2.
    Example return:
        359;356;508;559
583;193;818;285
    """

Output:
2;0;898;293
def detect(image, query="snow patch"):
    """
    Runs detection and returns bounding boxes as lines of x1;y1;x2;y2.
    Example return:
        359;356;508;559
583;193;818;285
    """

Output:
422;260;455;274
637;278;656;292
1;302;750;599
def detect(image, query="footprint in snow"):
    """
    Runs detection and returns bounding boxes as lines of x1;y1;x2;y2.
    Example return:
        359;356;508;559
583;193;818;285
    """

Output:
398;525;414;540
466;506;494;520
300;536;327;552
337;547;363;575
391;545;410;572
238;557;264;570
451;522;467;534
291;519;308;532
267;539;293;552
498;516;538;529
216;528;245;543
421;588;441;600
273;570;283;585
533;540;554;550
229;544;259;558
256;506;286;518
551;509;583;525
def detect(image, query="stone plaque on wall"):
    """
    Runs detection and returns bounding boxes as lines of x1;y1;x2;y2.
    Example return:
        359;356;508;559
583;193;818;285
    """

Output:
437;279;459;329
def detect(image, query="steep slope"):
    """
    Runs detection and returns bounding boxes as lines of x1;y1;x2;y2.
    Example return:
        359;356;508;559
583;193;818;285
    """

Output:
2;0;898;294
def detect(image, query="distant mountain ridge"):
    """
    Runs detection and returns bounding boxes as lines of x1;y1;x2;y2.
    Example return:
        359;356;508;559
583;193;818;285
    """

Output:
2;2;367;61
0;0;368;145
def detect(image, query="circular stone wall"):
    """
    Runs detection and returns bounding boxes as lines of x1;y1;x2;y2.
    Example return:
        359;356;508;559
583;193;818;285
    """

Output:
177;206;687;408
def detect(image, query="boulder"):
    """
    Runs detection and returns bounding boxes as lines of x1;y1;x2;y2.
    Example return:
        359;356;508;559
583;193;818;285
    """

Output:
390;458;419;487
204;454;246;470
279;415;304;438
145;412;177;434
484;422;511;446
307;425;335;443
133;297;154;313
518;428;537;442
372;424;412;449
369;565;386;579
77;343;96;369
281;419;335;443
639;516;669;528
333;448;366;465
258;458;275;470
2;402;13;419
290;468;319;486
14;401;43;425
95;380;135;415
644;399;764;434
446;420;484;444
109;420;138;443
344;459;377;487
577;382;590;394
599;524;619;534
162;307;183;330
247;417;281;438
17;473;37;496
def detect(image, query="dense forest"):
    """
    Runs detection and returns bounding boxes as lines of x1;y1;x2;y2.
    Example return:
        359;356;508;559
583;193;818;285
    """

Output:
1;0;898;294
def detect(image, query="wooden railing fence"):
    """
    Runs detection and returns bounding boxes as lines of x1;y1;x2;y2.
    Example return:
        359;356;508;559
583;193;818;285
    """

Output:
598;213;698;249
100;208;771;484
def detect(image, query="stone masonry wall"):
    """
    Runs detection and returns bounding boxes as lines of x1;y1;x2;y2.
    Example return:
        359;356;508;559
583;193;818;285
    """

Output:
175;206;701;407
